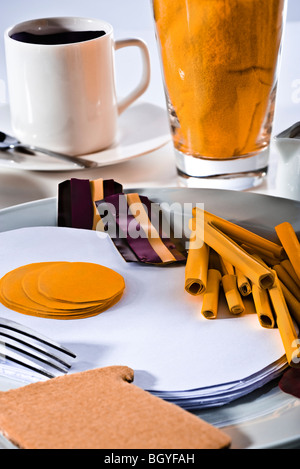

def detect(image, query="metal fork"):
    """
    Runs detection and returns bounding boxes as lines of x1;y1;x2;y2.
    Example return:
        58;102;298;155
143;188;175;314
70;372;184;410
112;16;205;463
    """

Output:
0;317;76;379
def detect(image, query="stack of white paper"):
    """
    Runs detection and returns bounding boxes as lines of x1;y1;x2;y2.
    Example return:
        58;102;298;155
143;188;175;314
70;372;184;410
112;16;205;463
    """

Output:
0;227;287;409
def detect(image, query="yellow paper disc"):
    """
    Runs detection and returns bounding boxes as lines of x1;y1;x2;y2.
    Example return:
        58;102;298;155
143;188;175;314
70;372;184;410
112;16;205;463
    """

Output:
22;265;104;311
38;262;125;304
0;261;125;320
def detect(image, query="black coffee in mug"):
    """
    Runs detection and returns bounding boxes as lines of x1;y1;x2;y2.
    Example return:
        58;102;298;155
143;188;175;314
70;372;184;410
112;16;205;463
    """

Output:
10;30;106;45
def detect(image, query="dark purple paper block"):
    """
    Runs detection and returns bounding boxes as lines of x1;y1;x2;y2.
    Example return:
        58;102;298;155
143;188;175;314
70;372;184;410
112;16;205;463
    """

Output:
58;178;123;230
279;367;300;399
58;178;94;230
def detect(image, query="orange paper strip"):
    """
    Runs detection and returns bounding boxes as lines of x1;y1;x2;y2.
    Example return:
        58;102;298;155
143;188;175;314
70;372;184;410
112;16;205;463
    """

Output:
200;269;221;320
125;193;177;264
273;264;300;302
268;272;300;368
252;284;275;329
235;268;252;297
189;216;275;290
275;222;300;283
279;280;300;327
193;208;284;259
222;274;245;315
241;244;280;266
281;259;300;289
185;232;209;296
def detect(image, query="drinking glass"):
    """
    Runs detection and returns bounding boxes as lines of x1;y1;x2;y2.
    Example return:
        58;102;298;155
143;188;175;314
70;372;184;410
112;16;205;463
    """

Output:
152;0;288;189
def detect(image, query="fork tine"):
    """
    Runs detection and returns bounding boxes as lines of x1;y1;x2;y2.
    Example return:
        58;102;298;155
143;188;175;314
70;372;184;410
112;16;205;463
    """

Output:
0;317;76;379
0;343;57;379
0;330;73;369
0;336;71;374
0;317;76;359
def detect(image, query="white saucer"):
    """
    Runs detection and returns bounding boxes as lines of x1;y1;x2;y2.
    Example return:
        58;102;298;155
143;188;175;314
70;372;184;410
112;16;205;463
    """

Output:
0;102;171;171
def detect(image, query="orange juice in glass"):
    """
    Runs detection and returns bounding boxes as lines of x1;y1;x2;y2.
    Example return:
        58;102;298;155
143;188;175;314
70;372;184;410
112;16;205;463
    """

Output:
152;0;287;189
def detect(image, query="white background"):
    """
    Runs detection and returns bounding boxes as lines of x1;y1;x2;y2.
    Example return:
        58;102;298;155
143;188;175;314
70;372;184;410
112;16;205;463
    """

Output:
0;0;299;110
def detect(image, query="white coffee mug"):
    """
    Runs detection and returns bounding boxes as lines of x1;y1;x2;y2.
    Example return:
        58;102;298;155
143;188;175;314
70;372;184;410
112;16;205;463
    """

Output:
4;17;151;156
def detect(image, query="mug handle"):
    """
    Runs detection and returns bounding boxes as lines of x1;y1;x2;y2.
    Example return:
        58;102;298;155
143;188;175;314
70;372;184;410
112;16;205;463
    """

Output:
115;38;151;115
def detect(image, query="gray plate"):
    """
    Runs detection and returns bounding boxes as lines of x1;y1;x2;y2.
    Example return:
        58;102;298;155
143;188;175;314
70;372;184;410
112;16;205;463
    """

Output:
0;188;299;449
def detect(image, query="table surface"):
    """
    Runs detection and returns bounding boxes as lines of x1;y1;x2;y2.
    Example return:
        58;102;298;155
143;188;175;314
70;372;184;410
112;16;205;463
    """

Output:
0;18;299;210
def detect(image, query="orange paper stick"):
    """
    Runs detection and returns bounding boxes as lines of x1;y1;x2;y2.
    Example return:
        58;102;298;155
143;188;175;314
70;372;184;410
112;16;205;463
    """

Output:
252;284;275;329
268;272;300;368
273;264;300;302
235;268;252;296
219;257;235;276
192;208;284;259
239;241;284;262
185;232;209;296
222;274;245;315
279;280;300;327
275;222;300;283
219;255;245;313
189;216;275;290
200;269;221;320
281;259;300;288
241;244;280;266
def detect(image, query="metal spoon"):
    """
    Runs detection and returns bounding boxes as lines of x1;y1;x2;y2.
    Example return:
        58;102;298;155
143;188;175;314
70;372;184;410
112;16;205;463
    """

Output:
0;131;98;169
